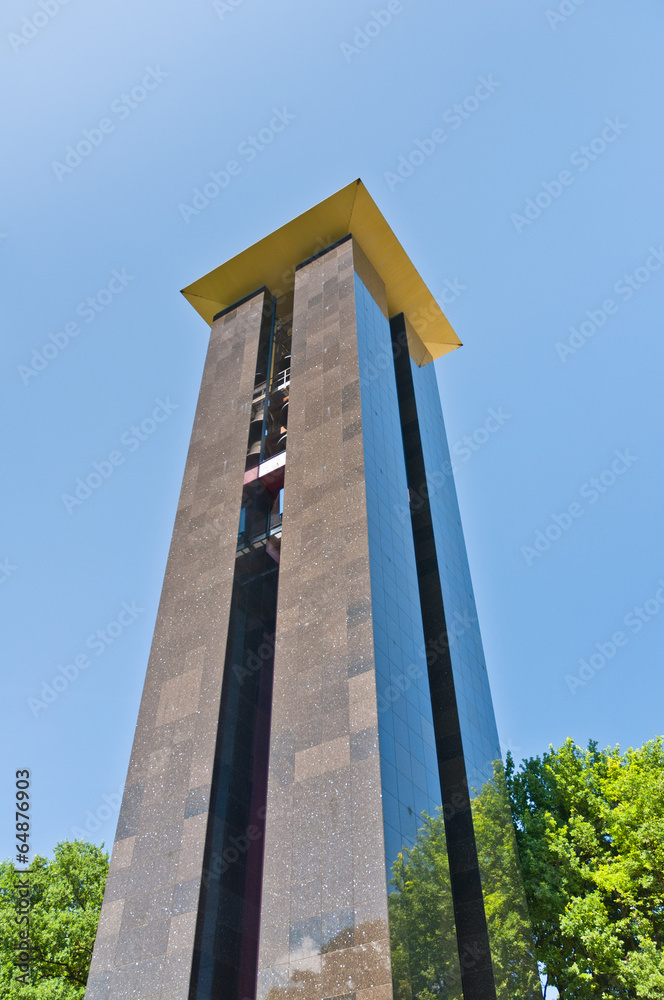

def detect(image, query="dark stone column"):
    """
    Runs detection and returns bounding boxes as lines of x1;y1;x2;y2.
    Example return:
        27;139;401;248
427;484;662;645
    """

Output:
256;239;393;1000
85;290;270;1000
391;312;497;1000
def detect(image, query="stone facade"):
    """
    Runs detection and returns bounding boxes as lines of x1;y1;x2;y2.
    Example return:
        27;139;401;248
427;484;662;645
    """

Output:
85;291;270;1000
256;238;393;1000
85;212;539;1000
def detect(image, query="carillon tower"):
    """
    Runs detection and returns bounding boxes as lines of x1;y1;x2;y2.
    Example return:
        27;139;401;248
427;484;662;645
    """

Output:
85;180;539;1000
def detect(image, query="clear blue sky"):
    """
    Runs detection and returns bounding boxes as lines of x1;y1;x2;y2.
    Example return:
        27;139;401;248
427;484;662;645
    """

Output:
2;0;663;861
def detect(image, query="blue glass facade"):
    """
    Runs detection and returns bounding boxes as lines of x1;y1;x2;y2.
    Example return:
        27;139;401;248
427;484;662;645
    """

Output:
354;276;539;999
409;360;501;797
355;273;461;995
405;346;540;999
355;274;442;859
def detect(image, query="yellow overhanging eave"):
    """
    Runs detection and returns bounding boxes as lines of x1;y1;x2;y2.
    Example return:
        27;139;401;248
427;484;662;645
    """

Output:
181;179;461;364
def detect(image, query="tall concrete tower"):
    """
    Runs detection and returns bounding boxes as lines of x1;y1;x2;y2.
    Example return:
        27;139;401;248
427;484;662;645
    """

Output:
85;181;539;1000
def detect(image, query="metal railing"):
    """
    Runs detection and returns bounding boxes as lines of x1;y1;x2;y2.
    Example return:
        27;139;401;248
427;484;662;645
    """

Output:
271;367;290;392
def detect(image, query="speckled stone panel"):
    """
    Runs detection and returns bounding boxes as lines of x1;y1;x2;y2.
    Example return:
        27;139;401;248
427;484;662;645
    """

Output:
85;290;270;1000
256;240;393;1000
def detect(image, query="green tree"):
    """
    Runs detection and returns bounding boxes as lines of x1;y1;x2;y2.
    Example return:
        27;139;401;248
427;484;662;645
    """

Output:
389;810;462;1000
387;768;541;1000
471;761;542;998
0;841;108;999
506;737;664;999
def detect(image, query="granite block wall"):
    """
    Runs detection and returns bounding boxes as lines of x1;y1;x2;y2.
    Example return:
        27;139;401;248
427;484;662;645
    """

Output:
256;239;393;1000
85;290;269;1000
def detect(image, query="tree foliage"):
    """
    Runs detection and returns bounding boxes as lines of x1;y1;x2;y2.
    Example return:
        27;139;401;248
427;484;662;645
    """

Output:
388;764;541;1000
506;737;664;999
389;810;462;1000
0;841;108;1000
472;761;542;997
5;738;662;1000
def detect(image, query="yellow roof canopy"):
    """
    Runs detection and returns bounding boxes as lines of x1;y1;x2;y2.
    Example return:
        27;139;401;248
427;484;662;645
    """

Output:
181;179;461;364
